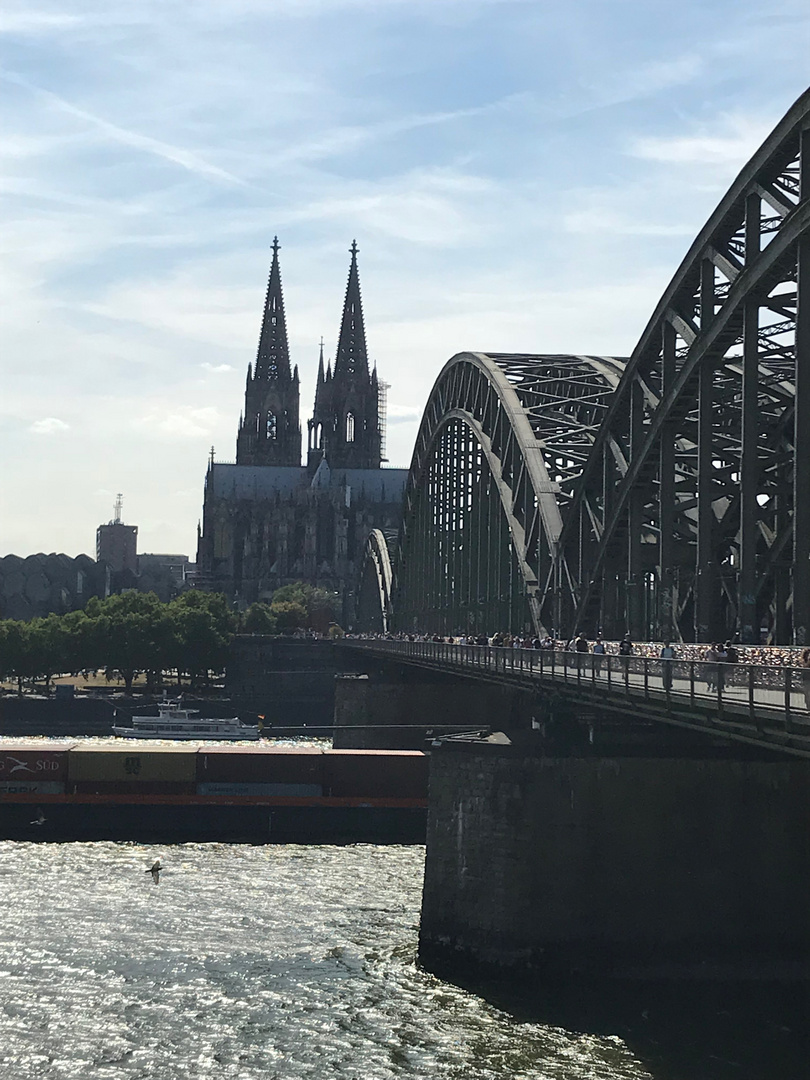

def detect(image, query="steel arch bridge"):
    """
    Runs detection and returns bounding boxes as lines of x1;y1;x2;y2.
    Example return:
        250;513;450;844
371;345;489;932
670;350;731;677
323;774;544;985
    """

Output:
358;89;810;645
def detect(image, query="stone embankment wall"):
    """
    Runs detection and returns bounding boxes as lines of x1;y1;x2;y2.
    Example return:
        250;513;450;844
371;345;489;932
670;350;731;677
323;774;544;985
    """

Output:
0;697;115;736
0;696;242;737
420;740;810;980
333;665;537;749
227;637;361;729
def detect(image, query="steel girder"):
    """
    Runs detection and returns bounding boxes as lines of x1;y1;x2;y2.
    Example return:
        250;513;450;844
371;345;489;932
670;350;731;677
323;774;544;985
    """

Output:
551;88;810;645
388;352;623;636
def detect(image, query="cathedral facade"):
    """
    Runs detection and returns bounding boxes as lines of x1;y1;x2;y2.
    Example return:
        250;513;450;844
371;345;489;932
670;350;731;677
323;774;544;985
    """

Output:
195;241;407;621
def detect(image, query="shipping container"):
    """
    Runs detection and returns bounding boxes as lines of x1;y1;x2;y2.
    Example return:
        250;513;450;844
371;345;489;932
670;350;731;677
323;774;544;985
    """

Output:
196;747;324;785
71;781;196;796
67;745;198;783
323;750;428;799
196;782;323;797
0;781;65;795
0;743;74;782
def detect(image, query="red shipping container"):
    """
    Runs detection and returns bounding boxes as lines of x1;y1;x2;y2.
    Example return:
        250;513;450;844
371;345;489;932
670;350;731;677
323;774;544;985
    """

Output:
196;747;324;785
323;750;428;799
0;743;74;782
71;781;196;796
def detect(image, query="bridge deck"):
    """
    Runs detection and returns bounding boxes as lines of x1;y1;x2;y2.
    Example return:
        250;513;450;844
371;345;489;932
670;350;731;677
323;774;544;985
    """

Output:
339;641;810;758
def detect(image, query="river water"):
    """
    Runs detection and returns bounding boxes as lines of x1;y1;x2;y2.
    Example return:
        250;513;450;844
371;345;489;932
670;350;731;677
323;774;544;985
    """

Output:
0;842;804;1080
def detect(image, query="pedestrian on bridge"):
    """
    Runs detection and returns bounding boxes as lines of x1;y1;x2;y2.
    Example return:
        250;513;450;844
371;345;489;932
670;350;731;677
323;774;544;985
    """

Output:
660;641;675;692
800;648;810;712
593;637;606;676
575;632;590;674
618;636;633;679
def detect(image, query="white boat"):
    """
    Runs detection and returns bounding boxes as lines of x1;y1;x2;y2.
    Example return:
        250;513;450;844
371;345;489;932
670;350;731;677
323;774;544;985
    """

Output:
112;697;260;741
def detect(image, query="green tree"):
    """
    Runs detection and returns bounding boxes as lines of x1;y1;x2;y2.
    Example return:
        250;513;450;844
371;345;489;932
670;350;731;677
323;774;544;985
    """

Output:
269;583;340;632
167;591;236;687
269;599;308;631
0;620;30;693
243;603;278;635
83;591;167;692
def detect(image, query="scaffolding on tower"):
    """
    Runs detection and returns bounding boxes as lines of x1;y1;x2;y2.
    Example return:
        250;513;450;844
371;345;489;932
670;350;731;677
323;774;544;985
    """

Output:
378;378;390;462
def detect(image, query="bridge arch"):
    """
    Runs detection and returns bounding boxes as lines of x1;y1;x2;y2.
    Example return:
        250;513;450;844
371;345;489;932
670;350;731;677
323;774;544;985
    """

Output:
356;528;395;633
551;87;810;645
390;352;623;636
357;89;810;645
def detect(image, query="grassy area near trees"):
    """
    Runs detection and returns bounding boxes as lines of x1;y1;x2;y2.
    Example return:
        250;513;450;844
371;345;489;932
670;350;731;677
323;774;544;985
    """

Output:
0;584;341;694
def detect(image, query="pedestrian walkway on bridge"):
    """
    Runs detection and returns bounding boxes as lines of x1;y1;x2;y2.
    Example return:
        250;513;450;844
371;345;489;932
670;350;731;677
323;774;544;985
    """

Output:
339;638;810;759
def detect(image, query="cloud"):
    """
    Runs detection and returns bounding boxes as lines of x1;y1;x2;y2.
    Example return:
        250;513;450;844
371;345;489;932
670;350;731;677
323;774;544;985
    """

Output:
135;406;221;440
286;168;494;245
202;363;235;373
563;205;694;237
386;404;422;425
591;54;703;109
629;113;772;166
29;417;69;434
0;10;82;34
0;70;249;187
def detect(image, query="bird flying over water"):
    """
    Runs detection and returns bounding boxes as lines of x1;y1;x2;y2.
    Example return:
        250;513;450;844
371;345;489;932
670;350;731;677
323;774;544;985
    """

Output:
30;809;46;826
146;859;163;885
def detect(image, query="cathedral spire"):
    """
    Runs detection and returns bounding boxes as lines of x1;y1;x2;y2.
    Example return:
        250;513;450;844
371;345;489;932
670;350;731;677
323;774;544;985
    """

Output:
254;236;291;381
333;240;369;380
307;241;381;472
236;236;301;466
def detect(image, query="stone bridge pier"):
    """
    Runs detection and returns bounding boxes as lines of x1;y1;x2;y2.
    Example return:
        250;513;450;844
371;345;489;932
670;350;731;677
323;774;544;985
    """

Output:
419;734;810;983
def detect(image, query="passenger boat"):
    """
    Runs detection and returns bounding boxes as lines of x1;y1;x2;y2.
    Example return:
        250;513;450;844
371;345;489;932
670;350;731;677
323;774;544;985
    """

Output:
112;698;260;741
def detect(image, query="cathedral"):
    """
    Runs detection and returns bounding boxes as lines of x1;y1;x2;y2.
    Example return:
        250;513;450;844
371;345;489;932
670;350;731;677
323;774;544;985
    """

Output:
195;240;408;620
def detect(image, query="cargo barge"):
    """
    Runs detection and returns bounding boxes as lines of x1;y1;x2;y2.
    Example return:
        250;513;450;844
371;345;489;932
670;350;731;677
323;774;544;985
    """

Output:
0;743;428;843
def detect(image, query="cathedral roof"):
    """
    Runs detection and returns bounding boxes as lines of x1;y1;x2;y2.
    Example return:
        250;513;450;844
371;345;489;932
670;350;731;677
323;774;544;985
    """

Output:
208;463;408;503
254;237;291;381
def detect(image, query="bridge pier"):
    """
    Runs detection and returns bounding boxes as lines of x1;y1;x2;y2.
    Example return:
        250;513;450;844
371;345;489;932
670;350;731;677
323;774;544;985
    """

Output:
420;736;810;982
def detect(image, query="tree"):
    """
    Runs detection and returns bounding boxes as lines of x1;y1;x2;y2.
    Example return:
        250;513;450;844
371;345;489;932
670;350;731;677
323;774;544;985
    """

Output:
269;599;308;631
0;620;30;693
167;591;236;687
83;591;167;692
269;583;340;632
243;603;278;635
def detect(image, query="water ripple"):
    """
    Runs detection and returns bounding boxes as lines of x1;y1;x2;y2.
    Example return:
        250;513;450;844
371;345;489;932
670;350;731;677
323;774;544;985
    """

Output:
0;842;652;1079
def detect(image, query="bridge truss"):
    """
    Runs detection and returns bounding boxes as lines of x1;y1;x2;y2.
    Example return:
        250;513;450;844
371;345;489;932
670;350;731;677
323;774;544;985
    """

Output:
361;89;810;644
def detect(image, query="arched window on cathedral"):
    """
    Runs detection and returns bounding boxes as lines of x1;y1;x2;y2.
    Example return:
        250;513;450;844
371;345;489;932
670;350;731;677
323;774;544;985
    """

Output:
316;423;323;448
266;412;277;440
346;412;355;443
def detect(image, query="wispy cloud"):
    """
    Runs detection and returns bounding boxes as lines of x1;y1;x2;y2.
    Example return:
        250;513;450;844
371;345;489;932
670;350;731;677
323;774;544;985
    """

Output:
0;10;83;34
0;69;249;187
30;417;69;434
590;54;703;109
629;113;771;165
564;207;693;237
135;406;221;440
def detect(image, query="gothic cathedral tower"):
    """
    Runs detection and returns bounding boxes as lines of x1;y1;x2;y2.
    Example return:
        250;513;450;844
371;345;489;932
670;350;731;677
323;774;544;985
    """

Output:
236;238;302;466
307;242;381;470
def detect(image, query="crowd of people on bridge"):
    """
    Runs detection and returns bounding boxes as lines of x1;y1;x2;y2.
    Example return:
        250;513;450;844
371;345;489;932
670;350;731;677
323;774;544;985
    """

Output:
349;630;810;711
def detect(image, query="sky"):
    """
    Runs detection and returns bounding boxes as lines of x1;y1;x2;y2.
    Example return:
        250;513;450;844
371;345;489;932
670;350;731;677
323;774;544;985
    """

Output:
2;0;809;559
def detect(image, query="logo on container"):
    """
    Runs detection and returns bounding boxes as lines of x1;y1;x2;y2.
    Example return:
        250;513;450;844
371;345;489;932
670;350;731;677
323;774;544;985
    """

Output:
0;756;61;774
0;756;34;775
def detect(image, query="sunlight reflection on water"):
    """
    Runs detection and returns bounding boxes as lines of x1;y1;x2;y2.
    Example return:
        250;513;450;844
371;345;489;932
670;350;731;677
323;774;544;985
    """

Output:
0;842;653;1079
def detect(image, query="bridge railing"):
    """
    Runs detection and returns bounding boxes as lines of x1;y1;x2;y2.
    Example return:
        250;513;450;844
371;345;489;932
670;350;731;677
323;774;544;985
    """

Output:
341;640;810;740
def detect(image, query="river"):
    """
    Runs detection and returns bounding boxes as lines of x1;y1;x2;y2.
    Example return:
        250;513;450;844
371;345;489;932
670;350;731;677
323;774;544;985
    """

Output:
0;842;804;1079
